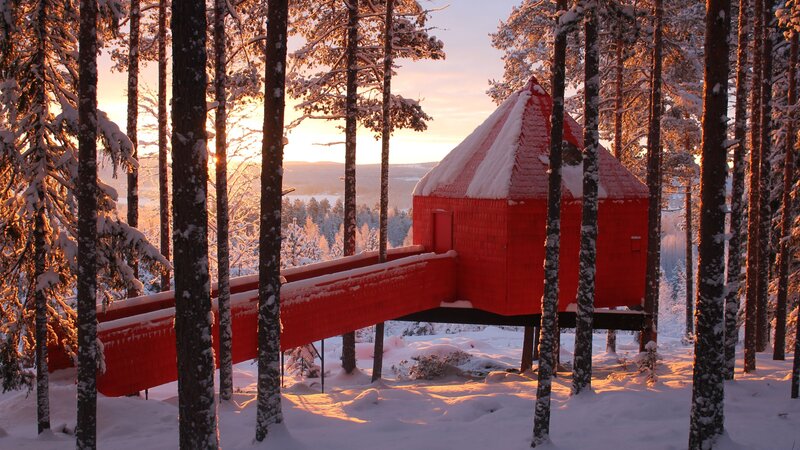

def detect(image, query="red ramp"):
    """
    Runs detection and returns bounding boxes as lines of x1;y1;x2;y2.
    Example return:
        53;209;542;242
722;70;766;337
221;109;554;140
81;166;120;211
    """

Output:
51;248;457;396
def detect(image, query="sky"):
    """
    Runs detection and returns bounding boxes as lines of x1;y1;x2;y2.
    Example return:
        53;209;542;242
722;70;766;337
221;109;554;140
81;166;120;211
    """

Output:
96;0;522;165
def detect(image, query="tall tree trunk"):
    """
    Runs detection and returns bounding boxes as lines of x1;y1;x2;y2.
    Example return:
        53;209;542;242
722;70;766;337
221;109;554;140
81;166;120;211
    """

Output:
572;0;600;396
744;0;764;374
171;1;218;447
255;0;289;441
794;314;800;397
158;0;170;292
685;183;694;338
372;0;393;384
689;1;731;446
725;0;749;381
341;0;359;375
613;32;624;161
126;0;140;298
532;0;567;445
77;0;98;446
214;0;233;401
774;31;797;361
607;29;625;355
32;0;49;434
641;0;664;352
756;0;775;353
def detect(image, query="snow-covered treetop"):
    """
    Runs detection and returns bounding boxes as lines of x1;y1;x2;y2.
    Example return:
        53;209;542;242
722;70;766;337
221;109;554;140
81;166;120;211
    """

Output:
287;0;445;136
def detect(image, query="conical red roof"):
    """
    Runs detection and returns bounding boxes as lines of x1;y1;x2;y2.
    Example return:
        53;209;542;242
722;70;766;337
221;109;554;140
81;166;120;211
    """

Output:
414;77;648;201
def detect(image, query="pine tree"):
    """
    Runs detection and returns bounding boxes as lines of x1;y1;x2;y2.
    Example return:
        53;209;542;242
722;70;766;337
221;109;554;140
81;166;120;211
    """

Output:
642;0;665;352
774;20;797;361
281;219;324;268
725;0;750;380
0;0;163;434
356;223;379;253
329;224;345;259
756;0;776;353
157;0;170;291
685;183;695;338
171;0;218;445
76;0;98;446
213;0;233;402
286;345;320;377
255;0;289;441
287;2;444;373
372;0;394;384
126;0;140;298
688;0;731;446
341;0;360;375
572;0;600;396
31;0;51;433
605;4;637;351
745;0;765;373
794;314;800;397
288;0;444;136
532;0;572;445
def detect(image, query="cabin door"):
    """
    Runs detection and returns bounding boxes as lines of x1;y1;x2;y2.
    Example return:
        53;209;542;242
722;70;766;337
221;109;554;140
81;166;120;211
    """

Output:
433;210;453;254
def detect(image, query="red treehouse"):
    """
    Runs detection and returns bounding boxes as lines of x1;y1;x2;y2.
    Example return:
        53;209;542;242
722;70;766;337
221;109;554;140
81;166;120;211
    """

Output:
404;76;649;328
48;77;648;397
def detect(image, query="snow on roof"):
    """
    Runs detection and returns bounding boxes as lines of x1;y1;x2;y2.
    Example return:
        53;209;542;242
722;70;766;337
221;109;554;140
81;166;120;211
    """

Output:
413;77;648;200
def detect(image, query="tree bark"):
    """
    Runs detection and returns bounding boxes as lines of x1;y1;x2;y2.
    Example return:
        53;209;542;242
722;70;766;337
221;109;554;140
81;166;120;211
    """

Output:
171;0;218;446
214;0;233;401
685;184;694;338
607;29;625;354
532;0;567;445
255;0;289;441
641;0;664;352
744;0;764;374
774;31;797;361
77;0;98;446
688;1;731;446
744;0;764;372
613;31;624;161
756;0;775;353
32;0;49;434
341;0;359;375
725;0;749;381
126;0;140;298
572;0;600;396
158;0;170;292
794;314;800;397
372;0;393;384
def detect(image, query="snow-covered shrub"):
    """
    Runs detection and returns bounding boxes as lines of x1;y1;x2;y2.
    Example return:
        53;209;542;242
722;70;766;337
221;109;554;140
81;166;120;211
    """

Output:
355;326;374;343
659;267;687;339
391;350;471;380
440;323;488;334
636;341;659;386
285;345;320;378
402;322;436;336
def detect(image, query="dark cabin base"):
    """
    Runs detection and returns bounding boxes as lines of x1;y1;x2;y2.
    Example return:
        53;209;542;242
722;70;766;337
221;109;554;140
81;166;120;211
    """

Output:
394;307;647;331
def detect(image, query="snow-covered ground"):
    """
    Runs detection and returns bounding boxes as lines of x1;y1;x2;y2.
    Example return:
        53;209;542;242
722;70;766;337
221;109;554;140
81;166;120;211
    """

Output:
1;327;798;449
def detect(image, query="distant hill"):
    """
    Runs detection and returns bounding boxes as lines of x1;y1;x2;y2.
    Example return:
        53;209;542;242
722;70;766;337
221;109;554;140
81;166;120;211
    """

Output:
100;157;437;211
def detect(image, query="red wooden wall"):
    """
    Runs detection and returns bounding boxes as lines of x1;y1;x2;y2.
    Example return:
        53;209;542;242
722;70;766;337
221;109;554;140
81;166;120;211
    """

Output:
414;196;509;312
414;195;648;316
